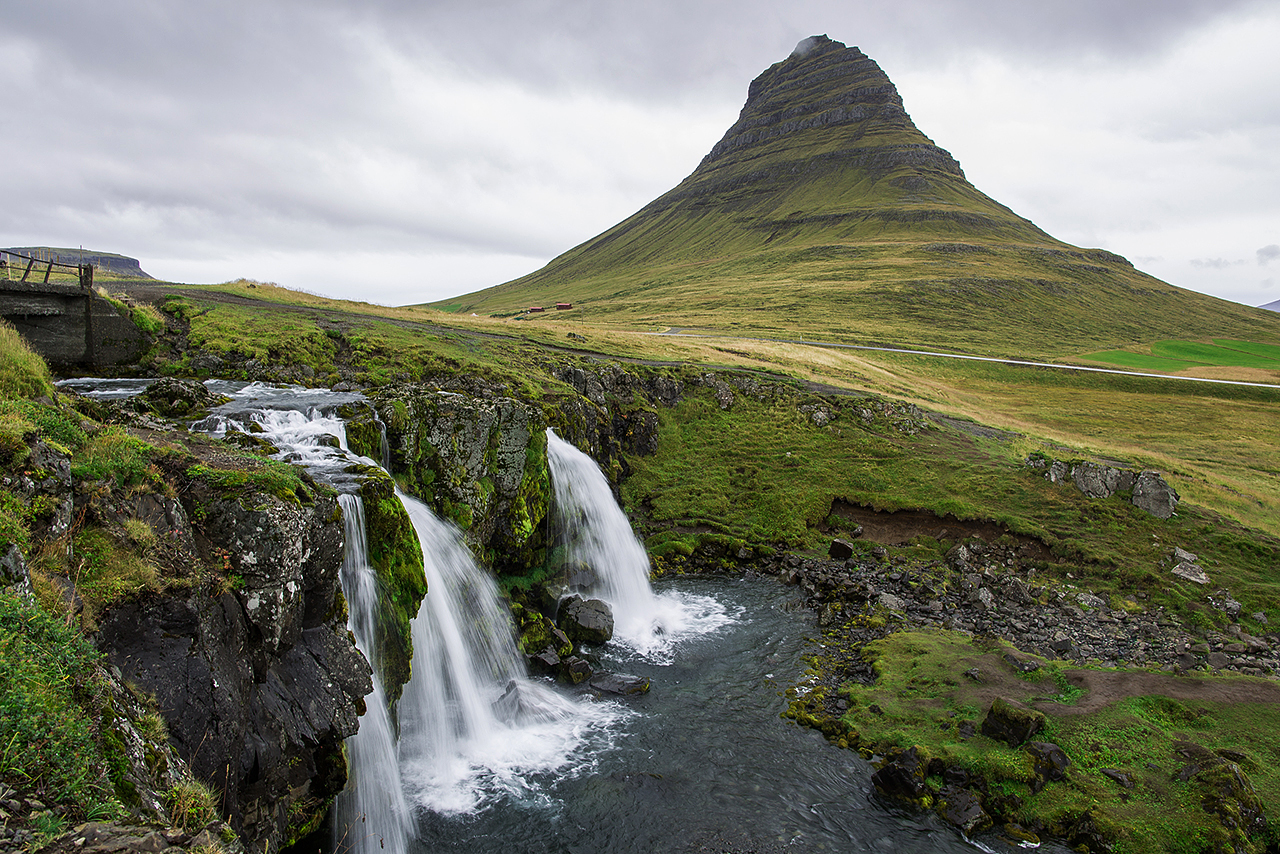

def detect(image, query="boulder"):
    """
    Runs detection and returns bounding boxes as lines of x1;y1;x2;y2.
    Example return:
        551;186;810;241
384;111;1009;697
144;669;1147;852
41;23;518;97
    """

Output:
981;698;1045;747
138;377;229;417
829;538;856;560
871;746;930;800
936;786;991;835
1071;461;1127;499
559;595;615;645
560;655;593;684
1027;741;1070;782
589;672;651;696
1132;470;1179;519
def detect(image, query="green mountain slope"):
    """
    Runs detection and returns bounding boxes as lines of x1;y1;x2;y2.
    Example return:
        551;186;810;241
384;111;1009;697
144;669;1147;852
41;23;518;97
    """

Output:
436;35;1280;359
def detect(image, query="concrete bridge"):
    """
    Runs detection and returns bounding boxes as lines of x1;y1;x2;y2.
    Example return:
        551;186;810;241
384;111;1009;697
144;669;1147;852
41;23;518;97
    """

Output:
0;251;150;370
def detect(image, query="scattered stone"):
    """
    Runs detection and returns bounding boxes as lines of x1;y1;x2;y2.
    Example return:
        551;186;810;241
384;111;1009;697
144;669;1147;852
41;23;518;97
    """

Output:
1171;549;1210;585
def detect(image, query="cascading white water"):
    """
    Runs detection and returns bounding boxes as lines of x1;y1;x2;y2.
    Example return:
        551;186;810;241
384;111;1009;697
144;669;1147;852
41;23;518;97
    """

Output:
396;493;624;814
545;429;733;662
194;387;410;854
333;495;412;854
197;383;624;837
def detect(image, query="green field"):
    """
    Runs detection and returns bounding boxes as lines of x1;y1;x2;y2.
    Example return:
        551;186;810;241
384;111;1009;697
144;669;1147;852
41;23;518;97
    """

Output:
1082;339;1280;373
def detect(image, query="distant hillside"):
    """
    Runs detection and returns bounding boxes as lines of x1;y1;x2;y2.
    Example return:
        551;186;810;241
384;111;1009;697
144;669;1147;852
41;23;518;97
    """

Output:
2;247;152;278
435;36;1280;358
1262;299;1280;313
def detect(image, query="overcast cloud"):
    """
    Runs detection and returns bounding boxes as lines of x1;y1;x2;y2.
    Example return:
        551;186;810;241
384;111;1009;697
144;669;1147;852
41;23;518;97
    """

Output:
3;0;1278;309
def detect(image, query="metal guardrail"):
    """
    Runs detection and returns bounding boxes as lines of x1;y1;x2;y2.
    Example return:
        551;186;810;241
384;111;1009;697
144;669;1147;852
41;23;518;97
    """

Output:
0;249;94;290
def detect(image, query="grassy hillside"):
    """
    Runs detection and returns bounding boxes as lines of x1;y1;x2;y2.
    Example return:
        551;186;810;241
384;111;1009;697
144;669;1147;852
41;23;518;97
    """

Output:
434;37;1280;357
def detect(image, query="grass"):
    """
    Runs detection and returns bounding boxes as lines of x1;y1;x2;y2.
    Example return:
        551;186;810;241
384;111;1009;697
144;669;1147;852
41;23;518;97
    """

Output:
1081;339;1280;374
0;318;54;399
792;626;1280;853
0;591;115;814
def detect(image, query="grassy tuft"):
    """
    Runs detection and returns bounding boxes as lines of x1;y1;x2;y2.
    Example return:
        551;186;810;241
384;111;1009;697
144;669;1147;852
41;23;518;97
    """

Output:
0;320;54;400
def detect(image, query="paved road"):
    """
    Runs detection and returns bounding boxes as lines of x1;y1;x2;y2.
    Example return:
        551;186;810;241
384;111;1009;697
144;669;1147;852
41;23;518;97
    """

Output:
650;329;1280;391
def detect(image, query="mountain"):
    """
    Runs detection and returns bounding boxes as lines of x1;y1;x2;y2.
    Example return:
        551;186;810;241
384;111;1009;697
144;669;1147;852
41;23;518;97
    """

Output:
1262;299;1280;313
435;36;1280;358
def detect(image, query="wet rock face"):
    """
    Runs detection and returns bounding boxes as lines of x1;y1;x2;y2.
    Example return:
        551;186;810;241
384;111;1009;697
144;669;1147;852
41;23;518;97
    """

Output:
95;491;371;853
559;595;615;646
368;387;552;570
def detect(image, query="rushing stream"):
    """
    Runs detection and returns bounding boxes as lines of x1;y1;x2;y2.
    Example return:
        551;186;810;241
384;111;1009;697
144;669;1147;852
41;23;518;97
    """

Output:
62;379;1062;854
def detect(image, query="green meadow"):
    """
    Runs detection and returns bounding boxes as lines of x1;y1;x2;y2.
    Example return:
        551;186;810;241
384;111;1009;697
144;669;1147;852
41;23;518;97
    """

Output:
1081;339;1280;373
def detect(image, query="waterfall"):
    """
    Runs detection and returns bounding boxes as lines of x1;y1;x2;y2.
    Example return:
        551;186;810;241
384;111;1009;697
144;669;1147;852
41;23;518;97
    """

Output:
545;429;733;662
195;383;623;840
396;493;622;814
333;495;412;854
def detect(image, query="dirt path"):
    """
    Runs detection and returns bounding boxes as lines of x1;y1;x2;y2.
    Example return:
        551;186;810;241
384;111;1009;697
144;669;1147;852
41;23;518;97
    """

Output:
1052;667;1280;715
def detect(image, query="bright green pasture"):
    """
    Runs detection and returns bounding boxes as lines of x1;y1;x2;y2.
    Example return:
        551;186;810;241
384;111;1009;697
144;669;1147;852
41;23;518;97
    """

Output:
1081;339;1280;372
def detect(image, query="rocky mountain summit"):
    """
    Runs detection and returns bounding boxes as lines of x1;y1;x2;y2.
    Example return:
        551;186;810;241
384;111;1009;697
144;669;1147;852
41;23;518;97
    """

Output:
442;36;1280;358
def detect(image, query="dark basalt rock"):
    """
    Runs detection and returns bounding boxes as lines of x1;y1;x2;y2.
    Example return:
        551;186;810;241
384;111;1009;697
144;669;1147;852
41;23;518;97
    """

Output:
936;785;991;835
560;655;593;684
138;377;229;417
94;492;370;853
1027;741;1070;783
981;697;1045;747
829;538;857;560
589;672;651;696
871;746;929;800
559;595;615;646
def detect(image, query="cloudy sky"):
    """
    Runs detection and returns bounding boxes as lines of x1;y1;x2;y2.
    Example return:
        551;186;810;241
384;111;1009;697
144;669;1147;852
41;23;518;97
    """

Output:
4;0;1279;309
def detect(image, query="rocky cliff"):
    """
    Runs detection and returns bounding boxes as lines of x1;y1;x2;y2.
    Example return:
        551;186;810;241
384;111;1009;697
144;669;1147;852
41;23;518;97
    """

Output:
0;390;372;854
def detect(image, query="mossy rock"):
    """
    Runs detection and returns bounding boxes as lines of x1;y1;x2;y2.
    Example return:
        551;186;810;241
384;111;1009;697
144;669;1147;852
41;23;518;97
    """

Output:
356;467;426;705
980;697;1045;747
510;601;572;658
338;402;383;462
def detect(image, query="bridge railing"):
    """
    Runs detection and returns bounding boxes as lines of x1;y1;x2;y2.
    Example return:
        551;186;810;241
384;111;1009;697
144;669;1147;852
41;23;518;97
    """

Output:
0;249;93;290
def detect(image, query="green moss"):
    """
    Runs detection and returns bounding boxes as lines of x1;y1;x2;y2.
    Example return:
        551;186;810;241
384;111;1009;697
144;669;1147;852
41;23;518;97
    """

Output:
186;458;317;505
356;467;427;705
510;601;571;657
339;404;383;462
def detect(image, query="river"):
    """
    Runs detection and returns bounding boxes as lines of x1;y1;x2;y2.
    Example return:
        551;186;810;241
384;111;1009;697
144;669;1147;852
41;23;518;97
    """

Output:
58;378;1053;854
